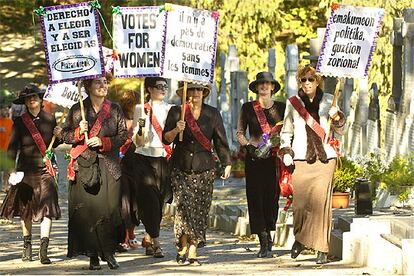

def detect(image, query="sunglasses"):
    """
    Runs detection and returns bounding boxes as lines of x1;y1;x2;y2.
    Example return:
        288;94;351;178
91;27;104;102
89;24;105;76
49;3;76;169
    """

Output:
152;84;168;90
300;77;316;83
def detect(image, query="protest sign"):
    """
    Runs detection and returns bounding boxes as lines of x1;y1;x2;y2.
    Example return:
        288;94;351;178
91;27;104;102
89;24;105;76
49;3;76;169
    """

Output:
44;82;88;109
317;3;384;78
103;46;116;73
40;2;105;83
161;4;219;84
113;7;165;78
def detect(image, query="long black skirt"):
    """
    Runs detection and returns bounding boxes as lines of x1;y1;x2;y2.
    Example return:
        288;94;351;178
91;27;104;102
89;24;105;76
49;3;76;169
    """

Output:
67;157;122;258
135;153;170;238
120;144;139;228
0;168;61;222
245;153;280;234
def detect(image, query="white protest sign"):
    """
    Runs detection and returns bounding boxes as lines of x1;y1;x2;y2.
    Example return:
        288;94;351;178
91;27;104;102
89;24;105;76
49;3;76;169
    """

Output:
102;46;115;73
113;7;165;78
316;3;384;78
41;2;105;83
43;82;88;109
161;4;219;84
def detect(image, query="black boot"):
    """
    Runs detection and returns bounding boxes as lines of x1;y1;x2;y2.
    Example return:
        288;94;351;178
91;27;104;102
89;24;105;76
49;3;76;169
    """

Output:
267;231;273;251
291;240;304;259
257;231;269;258
22;235;32;261
316;251;328;264
39;237;51;264
89;256;101;270
104;253;119;269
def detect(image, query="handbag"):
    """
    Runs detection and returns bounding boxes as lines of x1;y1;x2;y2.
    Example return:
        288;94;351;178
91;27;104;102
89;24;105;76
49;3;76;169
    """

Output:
76;152;100;189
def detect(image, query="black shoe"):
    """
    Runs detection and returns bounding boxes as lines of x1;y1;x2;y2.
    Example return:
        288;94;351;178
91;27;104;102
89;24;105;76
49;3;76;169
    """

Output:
176;253;189;265
104;254;119;269
188;258;202;266
22;235;32;262
39;237;51;264
316;251;328;264
115;243;128;253
266;231;273;251
89;256;101;270
257;231;270;258
153;246;164;258
291;240;304;259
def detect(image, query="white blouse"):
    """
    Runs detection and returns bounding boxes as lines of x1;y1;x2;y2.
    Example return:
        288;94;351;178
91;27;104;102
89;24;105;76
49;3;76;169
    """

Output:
132;100;172;157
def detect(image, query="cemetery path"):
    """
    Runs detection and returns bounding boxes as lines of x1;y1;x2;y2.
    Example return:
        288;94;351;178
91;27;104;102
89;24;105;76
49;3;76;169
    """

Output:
0;149;384;275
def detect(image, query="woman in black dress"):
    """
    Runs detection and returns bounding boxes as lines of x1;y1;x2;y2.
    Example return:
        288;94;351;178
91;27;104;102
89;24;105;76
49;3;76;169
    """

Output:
61;74;127;270
0;84;62;264
163;82;232;265
236;72;285;258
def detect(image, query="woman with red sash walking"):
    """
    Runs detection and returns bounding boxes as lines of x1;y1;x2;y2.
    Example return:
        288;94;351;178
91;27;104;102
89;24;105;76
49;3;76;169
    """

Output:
236;72;285;258
118;90;140;252
0;84;62;264
132;77;173;258
163;82;232;265
279;65;345;264
61;74;127;270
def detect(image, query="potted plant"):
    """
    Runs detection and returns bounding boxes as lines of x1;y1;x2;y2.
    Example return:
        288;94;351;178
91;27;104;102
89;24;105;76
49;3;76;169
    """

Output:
381;154;414;205
332;157;362;208
231;148;246;178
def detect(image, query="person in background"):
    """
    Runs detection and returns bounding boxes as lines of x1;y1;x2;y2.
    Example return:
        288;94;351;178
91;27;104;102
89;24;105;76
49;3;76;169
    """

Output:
279;65;345;264
163;81;232;265
0;84;62;264
62;74;127;270
236;72;285;258
132;77;173;258
0;103;13;193
118;90;140;252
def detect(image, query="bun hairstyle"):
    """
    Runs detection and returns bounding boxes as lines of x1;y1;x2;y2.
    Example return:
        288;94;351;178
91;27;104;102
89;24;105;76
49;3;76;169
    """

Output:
143;77;167;102
119;90;139;120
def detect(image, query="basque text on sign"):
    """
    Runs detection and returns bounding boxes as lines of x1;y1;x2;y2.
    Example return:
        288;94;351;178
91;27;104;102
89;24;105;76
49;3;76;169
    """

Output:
317;3;384;78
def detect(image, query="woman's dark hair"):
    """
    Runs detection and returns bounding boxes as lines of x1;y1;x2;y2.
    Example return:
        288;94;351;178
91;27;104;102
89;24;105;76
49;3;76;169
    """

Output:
143;77;167;102
119;90;139;120
82;72;113;94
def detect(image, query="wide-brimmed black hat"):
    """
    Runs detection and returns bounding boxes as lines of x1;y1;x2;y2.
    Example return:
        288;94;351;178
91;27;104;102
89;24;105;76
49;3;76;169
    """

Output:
249;72;281;94
13;84;44;104
176;81;211;98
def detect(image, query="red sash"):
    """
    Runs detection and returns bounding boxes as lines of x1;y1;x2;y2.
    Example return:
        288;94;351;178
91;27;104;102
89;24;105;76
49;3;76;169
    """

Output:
289;96;341;158
252;101;283;135
119;129;133;159
144;103;172;159
184;104;212;152
21;112;55;177
67;100;111;180
289;96;326;141
253;101;284;191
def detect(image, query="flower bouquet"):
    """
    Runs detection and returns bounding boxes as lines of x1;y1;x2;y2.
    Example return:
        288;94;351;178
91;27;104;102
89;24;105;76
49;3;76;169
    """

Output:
255;121;283;159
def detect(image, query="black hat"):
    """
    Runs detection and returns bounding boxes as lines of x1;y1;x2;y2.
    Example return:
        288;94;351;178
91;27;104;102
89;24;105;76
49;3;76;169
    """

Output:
176;81;211;98
13;84;44;105
249;72;281;94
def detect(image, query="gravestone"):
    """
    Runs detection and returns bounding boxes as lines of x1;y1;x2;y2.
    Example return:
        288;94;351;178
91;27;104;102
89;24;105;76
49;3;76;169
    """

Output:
285;44;298;98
